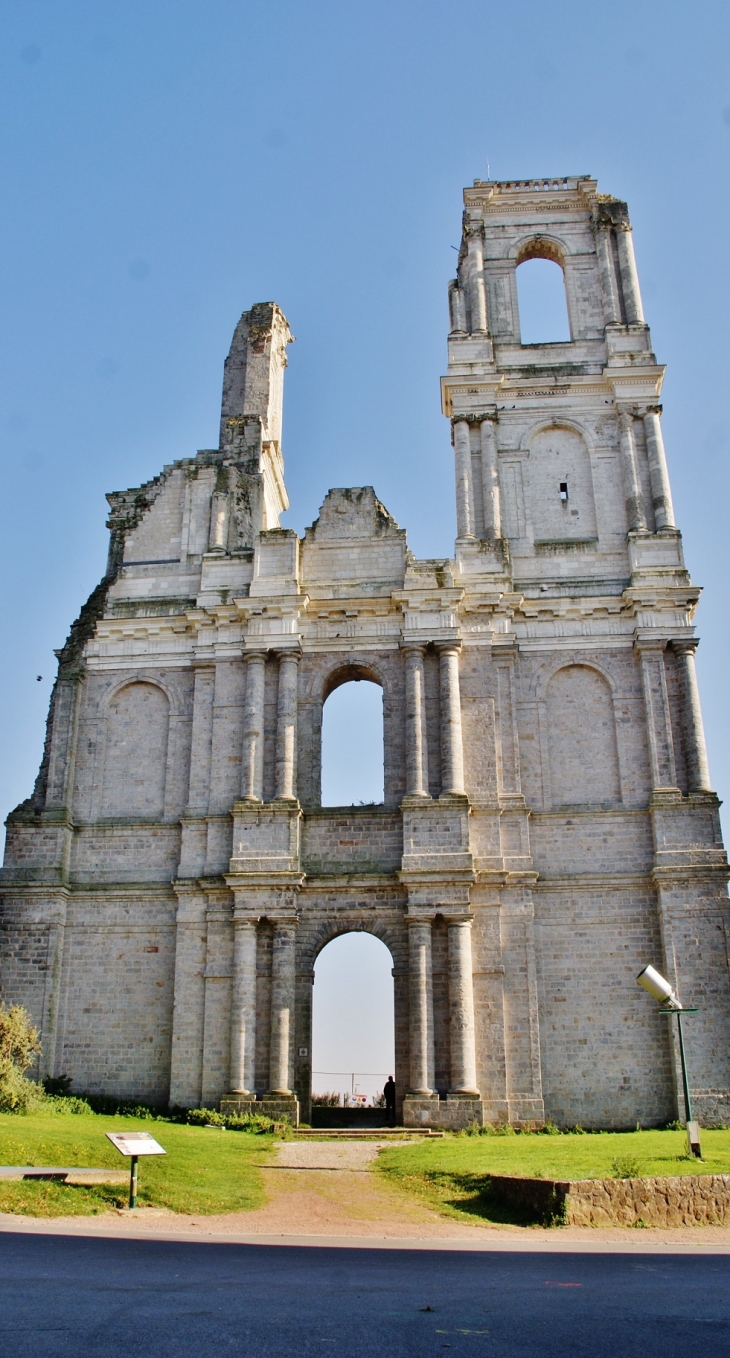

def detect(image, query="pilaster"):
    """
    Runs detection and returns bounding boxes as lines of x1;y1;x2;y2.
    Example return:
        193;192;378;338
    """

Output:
635;637;679;796
178;661;215;879
169;882;207;1108
200;887;233;1108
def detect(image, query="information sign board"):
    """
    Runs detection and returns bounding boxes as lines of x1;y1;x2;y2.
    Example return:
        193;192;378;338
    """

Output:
106;1132;166;1157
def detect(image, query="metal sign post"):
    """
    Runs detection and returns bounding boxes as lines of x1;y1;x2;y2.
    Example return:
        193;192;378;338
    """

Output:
106;1132;166;1209
129;1155;138;1210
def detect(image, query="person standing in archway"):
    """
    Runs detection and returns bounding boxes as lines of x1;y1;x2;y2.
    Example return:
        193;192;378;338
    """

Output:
384;1075;396;1127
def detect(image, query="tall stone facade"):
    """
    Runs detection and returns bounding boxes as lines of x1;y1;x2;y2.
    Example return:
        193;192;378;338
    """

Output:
2;178;729;1129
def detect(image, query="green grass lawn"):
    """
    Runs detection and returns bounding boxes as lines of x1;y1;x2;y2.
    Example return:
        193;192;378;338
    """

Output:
0;1112;273;1217
377;1129;730;1227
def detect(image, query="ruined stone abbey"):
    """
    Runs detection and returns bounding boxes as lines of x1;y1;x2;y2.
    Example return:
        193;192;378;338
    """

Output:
2;175;730;1128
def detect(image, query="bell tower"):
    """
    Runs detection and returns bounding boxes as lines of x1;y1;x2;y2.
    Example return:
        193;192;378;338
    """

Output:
441;176;680;590
440;176;730;1127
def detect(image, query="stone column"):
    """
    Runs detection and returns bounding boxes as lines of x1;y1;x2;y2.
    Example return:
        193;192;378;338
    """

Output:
274;650;300;801
595;226;622;325
467;228;488;333
643;408;676;531
479;417;502;539
618;410;647;532
268;917;297;1095
408;918;435;1095
637;642;677;791
208;491;230;552
673;642;712;793
403;645;430;798
241;650;266;802
448;918;479;1095
229;917;258;1094
438;644;465;796
448;280;467;334
453;419;475;539
615;225;645;324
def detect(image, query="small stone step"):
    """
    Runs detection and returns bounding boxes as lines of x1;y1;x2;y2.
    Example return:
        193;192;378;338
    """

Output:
292;1128;444;1139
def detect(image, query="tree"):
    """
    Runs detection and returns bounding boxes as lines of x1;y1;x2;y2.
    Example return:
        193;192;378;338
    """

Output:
0;1003;42;1112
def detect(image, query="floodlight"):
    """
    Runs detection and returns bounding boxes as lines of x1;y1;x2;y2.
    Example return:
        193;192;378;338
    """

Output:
636;964;681;1010
636;963;702;1159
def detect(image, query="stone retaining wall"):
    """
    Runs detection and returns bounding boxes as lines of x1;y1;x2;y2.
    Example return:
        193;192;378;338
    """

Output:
488;1173;730;1227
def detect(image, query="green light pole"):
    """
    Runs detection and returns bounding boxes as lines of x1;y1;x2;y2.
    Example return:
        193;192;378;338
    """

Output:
661;1005;697;1125
637;964;702;1159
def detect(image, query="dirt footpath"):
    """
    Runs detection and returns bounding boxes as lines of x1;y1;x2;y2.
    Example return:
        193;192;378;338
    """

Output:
2;1140;730;1249
236;1139;462;1237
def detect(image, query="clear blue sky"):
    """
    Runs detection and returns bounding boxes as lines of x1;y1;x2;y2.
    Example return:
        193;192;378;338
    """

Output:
2;1;729;1080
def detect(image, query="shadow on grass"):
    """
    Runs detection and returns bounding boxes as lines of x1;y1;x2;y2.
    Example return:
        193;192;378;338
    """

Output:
384;1170;561;1228
0;1181;128;1217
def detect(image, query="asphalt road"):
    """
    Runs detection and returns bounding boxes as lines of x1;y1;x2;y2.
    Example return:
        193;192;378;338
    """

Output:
1;1233;729;1357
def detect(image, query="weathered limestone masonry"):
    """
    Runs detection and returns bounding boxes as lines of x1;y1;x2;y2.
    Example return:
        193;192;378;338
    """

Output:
2;182;730;1129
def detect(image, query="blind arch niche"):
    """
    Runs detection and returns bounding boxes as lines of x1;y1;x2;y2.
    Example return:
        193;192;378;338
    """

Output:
527;424;597;545
546;664;621;808
101;681;170;818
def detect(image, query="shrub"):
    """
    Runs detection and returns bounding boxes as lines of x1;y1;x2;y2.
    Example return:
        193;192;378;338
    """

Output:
44;1094;95;1115
611;1155;641;1179
186;1107;279;1134
0;1003;44;1112
81;1094;166;1119
458;1121;515;1137
312;1091;341;1107
188;1107;226;1127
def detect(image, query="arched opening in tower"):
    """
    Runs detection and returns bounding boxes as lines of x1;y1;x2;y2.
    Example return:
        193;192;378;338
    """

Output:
516;256;571;344
320;678;384;806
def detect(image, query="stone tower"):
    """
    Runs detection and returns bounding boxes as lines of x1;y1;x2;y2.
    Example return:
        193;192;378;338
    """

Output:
2;178;729;1129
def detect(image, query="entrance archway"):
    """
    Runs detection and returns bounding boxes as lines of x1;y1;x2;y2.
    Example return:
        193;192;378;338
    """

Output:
310;931;395;1127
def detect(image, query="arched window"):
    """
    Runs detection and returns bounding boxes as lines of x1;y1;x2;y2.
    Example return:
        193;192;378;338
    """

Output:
321;676;384;806
311;932;394;1109
516;256;571;344
101;682;169;818
546;665;621;808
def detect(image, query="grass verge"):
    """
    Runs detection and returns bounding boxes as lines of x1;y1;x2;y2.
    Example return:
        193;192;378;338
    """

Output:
0;1112;273;1217
377;1129;730;1227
